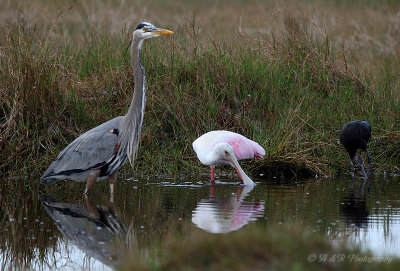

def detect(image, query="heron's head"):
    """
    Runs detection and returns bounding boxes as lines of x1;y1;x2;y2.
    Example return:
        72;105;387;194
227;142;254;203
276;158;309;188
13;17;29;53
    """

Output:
133;22;173;40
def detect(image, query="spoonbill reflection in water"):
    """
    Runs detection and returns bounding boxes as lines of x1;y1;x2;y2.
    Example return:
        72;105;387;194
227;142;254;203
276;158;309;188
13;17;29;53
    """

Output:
192;131;265;185
192;185;265;233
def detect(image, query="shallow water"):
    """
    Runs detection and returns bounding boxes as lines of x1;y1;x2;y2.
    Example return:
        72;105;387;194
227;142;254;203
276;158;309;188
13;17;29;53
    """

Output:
1;174;400;270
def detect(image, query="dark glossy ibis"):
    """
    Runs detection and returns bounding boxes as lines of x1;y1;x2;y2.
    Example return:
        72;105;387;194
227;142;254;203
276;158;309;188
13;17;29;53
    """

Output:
340;121;371;180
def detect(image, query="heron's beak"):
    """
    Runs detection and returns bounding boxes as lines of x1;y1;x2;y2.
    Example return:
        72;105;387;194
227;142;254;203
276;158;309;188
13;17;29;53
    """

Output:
151;29;174;35
225;153;254;186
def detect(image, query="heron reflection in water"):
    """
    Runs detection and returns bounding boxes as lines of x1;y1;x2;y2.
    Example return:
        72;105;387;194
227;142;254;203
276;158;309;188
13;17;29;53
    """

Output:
192;186;265;234
41;195;131;268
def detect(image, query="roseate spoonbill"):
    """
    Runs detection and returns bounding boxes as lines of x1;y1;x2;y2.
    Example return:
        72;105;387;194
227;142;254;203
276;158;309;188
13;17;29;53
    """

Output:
192;130;265;185
41;22;173;194
340;121;371;180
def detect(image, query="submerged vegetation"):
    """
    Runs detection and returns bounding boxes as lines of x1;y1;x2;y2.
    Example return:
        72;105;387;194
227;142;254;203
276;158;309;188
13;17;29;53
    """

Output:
1;0;400;178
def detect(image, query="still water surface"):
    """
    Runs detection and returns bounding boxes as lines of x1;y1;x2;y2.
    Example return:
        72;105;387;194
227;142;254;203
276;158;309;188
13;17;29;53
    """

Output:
1;174;399;270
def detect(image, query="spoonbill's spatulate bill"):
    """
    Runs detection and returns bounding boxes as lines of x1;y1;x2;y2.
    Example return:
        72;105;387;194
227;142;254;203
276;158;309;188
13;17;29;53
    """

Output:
340;120;372;180
192;130;265;185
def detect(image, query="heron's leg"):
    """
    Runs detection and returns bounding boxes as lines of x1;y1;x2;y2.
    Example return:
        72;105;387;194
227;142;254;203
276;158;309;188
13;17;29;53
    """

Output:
84;169;101;194
108;172;117;203
84;194;100;219
210;166;215;182
109;172;117;194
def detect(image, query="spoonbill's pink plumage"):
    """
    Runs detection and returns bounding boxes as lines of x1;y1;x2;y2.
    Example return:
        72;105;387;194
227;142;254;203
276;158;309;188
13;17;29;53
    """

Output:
192;131;265;186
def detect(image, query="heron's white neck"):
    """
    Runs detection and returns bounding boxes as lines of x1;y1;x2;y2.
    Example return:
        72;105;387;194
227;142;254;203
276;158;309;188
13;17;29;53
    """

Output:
119;36;146;166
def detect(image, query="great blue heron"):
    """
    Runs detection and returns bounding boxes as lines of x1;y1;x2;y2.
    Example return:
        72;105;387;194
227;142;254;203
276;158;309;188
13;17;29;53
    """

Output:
192;131;265;186
41;22;173;194
340;120;372;180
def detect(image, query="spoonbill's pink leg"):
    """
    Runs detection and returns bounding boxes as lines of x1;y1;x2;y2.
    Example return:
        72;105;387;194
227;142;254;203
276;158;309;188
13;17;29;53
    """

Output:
235;186;243;198
235;167;243;180
210;167;215;182
210;184;215;197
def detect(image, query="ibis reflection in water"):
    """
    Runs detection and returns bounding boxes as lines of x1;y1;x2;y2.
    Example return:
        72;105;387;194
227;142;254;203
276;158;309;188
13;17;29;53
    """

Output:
41;195;130;268
340;179;370;228
192;185;265;233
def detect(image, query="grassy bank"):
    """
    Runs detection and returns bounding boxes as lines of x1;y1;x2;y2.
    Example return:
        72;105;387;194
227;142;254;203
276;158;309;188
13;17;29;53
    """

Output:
1;0;400;179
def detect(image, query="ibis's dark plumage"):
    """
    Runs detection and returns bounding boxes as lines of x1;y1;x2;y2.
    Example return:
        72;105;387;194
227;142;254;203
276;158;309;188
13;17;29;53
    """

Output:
340;121;372;180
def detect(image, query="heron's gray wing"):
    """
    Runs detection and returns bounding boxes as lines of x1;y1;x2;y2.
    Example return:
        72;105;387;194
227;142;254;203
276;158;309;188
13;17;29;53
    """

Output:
41;116;123;182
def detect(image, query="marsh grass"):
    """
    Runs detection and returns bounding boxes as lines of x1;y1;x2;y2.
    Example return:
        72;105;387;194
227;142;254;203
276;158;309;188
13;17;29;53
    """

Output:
1;0;400;179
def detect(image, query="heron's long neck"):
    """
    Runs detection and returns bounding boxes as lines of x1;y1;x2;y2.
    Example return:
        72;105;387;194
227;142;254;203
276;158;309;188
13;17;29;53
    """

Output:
119;37;146;166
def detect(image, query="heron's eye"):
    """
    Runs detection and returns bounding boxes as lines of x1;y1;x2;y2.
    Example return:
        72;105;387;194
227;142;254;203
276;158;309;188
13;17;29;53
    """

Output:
143;27;147;32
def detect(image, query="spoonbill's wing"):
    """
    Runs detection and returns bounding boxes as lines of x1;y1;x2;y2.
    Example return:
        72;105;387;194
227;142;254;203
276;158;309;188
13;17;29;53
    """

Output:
193;130;265;162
